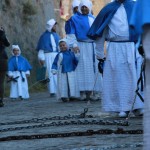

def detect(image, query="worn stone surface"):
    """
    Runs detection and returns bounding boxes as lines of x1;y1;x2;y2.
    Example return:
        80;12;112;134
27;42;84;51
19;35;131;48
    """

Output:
0;92;143;150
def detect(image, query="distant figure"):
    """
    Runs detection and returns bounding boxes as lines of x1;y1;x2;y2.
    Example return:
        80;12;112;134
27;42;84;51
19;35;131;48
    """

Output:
7;45;32;100
65;0;80;46
72;0;80;14
88;0;143;117
51;39;80;102
36;19;60;97
0;27;10;107
130;0;150;149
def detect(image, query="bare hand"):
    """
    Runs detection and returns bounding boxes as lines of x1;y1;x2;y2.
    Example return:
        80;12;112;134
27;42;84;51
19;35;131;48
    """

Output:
73;46;79;53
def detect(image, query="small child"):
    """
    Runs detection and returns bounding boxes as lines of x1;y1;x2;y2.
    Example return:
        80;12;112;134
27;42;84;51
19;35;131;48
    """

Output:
51;39;80;102
7;45;32;100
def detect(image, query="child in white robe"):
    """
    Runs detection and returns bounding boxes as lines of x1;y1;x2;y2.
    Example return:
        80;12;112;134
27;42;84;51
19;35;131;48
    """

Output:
51;39;80;102
7;45;32;100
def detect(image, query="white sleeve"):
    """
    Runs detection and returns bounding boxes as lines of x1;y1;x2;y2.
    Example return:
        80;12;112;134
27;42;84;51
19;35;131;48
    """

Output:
95;29;107;59
66;34;78;48
7;71;13;77
25;70;30;75
38;50;45;61
58;53;63;65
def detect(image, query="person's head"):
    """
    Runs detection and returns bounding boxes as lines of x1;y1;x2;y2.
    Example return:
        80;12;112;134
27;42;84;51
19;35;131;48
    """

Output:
116;0;125;3
46;19;57;32
72;0;80;14
59;39;68;52
12;45;21;56
73;6;79;14
0;27;10;47
78;0;92;15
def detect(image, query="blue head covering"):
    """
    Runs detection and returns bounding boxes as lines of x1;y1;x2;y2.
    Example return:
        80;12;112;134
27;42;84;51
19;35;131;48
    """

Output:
130;0;150;35
87;0;138;41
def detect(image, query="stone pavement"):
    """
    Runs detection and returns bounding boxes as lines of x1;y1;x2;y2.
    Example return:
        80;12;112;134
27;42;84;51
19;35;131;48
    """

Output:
0;92;143;150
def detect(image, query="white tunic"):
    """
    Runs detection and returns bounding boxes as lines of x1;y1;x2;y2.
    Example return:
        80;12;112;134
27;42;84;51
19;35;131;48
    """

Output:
8;71;30;99
44;52;57;94
95;4;143;112
38;34;58;94
53;53;80;99
66;15;102;93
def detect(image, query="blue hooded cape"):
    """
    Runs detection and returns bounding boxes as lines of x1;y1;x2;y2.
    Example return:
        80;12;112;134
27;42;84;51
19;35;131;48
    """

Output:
130;0;150;35
36;31;60;52
52;50;78;73
87;0;138;41
8;55;32;72
65;12;95;40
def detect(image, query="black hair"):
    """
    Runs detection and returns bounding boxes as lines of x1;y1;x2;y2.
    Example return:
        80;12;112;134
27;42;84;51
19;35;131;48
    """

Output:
0;29;10;47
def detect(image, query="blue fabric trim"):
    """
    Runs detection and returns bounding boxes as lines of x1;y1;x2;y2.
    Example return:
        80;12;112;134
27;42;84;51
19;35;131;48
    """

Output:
36;31;60;52
130;0;150;35
87;0;138;41
8;55;32;71
65;12;95;40
52;50;78;73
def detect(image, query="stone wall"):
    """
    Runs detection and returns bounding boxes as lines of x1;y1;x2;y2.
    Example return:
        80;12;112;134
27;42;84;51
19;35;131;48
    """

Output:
0;0;56;84
0;0;111;86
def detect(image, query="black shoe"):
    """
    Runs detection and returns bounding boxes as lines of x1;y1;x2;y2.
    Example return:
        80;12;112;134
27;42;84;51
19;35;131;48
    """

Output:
69;97;79;101
50;93;56;97
0;99;4;107
61;98;69;102
19;96;24;100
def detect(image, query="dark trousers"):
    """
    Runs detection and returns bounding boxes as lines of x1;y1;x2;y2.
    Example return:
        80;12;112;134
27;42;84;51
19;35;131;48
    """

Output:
0;71;6;99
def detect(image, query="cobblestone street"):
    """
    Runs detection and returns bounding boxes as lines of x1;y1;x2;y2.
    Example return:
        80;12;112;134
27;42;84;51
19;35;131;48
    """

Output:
0;92;143;150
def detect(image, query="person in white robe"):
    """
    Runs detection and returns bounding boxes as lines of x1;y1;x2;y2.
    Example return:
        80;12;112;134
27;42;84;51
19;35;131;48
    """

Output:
36;19;60;97
7;45;32;100
51;39;80;102
88;0;143;117
65;0;102;101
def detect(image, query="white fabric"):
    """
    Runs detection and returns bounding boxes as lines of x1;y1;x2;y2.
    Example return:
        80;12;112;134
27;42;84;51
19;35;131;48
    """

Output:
66;34;78;48
88;16;94;27
59;38;67;43
46;19;56;32
78;0;92;14
8;71;30;99
95;5;143;112
95;29;106;59
12;45;21;55
72;0;80;8
102;41;143;111
56;54;80;99
38;50;45;61
44;52;58;94
50;34;57;52
76;41;102;92
108;4;129;37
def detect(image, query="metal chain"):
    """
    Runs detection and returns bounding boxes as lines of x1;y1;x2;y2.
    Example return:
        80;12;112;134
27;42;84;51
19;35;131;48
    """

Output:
71;142;143;150
0;115;93;126
0;128;143;142
0;108;93;126
0;119;129;133
0;107;130;127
